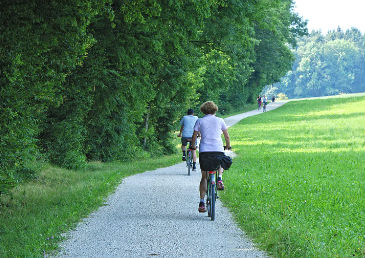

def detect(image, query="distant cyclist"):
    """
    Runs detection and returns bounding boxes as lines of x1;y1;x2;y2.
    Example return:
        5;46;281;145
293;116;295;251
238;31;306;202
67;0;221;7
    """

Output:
178;109;199;171
262;95;267;112
191;101;231;213
257;96;262;110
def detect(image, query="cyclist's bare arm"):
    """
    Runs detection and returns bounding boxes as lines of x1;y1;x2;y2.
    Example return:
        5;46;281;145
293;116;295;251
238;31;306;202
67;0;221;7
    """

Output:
223;129;231;149
191;130;199;149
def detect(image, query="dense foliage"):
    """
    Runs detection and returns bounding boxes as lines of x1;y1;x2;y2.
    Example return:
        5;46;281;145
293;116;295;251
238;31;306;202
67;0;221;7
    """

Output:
0;0;306;192
265;28;365;98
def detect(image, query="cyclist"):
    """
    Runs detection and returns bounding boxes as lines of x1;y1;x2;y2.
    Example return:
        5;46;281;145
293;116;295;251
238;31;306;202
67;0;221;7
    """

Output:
262;95;267;112
257;96;262;110
178;108;199;171
190;101;231;213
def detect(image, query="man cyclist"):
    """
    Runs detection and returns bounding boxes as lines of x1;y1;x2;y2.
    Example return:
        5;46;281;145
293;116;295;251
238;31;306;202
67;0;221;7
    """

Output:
262;95;267;112
191;101;231;213
178;108;199;171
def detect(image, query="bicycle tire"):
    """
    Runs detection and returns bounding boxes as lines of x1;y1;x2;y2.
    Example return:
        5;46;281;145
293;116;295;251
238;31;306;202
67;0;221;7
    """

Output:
187;151;192;176
210;181;216;221
186;150;190;167
207;182;211;217
188;156;191;176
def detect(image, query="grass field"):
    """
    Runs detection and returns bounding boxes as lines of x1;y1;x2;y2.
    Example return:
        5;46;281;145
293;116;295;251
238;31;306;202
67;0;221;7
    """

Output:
221;96;365;257
0;155;180;257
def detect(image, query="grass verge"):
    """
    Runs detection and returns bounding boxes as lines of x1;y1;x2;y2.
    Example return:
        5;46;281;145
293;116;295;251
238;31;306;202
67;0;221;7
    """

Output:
221;96;365;257
0;155;180;257
219;103;258;118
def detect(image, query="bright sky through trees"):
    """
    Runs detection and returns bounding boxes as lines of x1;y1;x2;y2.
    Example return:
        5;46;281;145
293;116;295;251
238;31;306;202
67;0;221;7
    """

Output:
294;0;365;33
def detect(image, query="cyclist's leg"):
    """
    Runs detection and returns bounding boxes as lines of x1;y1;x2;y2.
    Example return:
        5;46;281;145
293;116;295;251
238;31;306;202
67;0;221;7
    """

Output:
192;149;197;170
217;166;225;190
199;170;207;212
181;145;186;159
192;149;197;162
200;171;207;199
181;138;188;160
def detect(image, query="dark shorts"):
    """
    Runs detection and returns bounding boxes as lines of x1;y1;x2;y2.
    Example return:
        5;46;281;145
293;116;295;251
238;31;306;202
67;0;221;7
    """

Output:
181;137;192;146
199;152;224;171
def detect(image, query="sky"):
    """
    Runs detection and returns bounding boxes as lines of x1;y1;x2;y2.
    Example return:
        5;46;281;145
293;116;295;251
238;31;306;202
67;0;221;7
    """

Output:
293;0;365;34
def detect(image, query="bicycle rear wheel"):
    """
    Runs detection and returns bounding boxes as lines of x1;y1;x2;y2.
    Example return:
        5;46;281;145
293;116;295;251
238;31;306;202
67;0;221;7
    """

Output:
187;151;192;176
207;182;211;217
210;182;216;221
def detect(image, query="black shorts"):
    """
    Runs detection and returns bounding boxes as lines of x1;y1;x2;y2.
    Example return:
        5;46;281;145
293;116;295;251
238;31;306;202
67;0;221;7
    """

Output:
199;152;224;171
181;137;192;146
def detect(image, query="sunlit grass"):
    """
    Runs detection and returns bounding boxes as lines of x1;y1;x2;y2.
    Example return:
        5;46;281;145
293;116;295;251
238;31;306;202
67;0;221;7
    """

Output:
221;96;365;258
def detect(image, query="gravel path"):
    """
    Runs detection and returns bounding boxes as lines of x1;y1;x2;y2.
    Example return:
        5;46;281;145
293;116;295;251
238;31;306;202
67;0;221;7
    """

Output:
56;102;286;258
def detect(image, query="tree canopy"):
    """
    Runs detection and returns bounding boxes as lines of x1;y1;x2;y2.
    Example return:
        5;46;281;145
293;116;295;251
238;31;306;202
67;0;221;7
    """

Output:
0;0;306;192
266;28;365;98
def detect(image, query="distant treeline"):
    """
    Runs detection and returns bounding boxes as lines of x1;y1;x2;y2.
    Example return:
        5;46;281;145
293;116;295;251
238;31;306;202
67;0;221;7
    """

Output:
0;0;306;191
265;28;365;98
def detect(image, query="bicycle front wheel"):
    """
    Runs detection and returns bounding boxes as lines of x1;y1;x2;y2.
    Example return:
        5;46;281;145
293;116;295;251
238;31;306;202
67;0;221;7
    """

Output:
187;151;192;176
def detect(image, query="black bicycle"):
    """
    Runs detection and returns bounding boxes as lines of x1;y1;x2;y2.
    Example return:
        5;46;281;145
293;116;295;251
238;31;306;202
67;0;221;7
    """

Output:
206;168;218;220
206;146;231;221
186;141;193;176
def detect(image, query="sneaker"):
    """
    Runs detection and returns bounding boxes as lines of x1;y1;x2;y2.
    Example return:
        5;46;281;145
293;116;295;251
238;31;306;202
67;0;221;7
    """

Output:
192;165;196;171
217;180;224;191
198;202;206;213
182;155;186;161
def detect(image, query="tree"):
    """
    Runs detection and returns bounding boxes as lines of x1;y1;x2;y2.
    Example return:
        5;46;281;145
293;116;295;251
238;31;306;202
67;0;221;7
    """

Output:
274;28;365;98
1;0;307;192
0;0;108;190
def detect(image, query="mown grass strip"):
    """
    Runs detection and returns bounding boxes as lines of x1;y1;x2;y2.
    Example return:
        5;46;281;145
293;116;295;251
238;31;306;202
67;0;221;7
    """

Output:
219;103;258;118
0;155;180;257
221;96;365;257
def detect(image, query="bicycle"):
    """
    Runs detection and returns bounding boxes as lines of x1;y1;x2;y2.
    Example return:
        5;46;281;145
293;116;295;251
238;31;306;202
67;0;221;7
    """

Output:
205;146;231;221
186;141;193;176
186;138;199;176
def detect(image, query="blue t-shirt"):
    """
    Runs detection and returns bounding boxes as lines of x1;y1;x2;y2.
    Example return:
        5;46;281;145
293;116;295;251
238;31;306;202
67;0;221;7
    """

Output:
180;115;198;138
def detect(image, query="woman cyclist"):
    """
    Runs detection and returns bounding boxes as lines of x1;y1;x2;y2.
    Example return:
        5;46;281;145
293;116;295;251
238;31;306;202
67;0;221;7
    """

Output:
191;101;231;213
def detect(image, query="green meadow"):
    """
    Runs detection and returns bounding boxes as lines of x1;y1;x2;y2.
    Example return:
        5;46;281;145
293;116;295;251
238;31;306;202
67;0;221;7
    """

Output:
221;96;365;257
